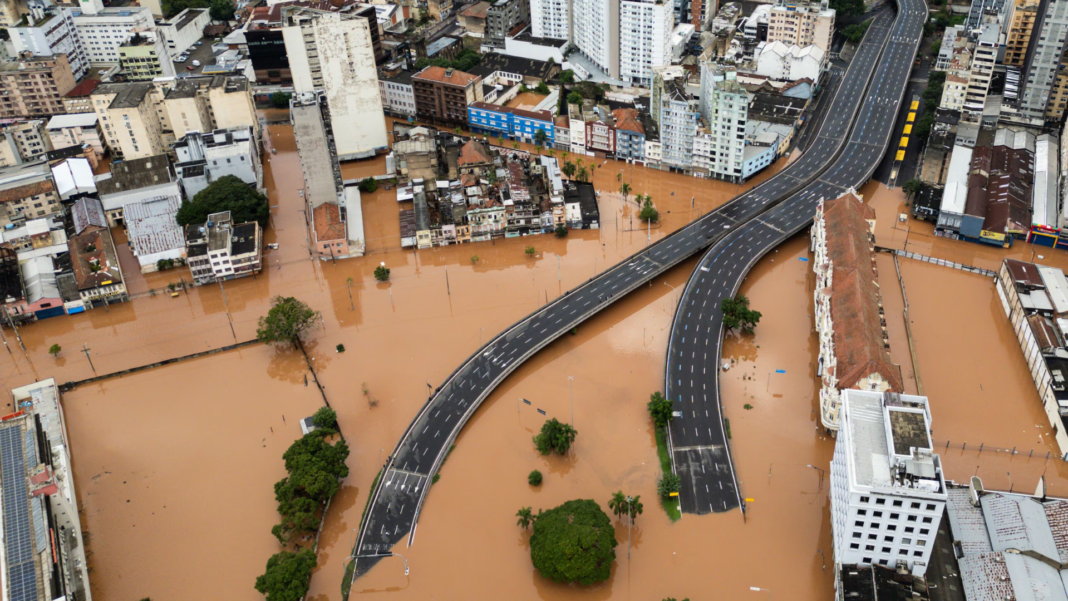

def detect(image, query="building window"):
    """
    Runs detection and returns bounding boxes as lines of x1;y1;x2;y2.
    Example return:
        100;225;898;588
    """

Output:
875;498;885;505
860;496;869;503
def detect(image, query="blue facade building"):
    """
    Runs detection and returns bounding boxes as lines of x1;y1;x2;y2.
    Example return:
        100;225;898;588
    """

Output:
468;102;554;146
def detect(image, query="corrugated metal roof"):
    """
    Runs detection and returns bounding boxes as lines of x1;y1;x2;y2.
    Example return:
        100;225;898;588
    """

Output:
946;488;993;555
981;494;1061;560
1039;266;1068;315
1033;134;1059;229
123;195;184;256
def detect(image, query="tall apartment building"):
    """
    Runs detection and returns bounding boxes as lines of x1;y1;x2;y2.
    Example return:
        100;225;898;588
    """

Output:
698;64;748;182
73;5;155;66
486;0;529;44
530;0;569;39
91;82;166;160
966;0;1009;29
1046;54;1068;120
652;66;699;172
119;30;175;80
2;120;51;162
0;54;77;119
1004;0;1039;66
0;0;27;27
619;0;673;87
1017;0;1068;123
10;8;89;80
282;7;387;160
412;66;484;127
157;8;211;58
675;0;710;28
767;0;835;53
829;389;946;577
571;0;617;78
962;24;999;123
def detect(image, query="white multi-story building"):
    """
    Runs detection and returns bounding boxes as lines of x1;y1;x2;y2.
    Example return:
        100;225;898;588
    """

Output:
530;0;569;39
962;23;999;123
379;70;416;117
939;73;968;111
46;113;105;158
185;210;263;285
571;0;616;78
754;41;826;82
767;0;835;53
619;0;673;87
282;7;387;160
11;8;89;80
830;389;947;578
653;66;698;172
73;5;155;66
173;126;263;199
699;64;748;182
568;101;587;154
156;8;210;58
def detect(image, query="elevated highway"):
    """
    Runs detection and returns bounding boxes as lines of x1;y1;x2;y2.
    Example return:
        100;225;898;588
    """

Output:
663;0;927;516
348;0;919;581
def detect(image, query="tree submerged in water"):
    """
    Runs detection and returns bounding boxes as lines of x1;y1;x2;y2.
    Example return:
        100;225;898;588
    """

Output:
529;499;617;585
256;296;321;348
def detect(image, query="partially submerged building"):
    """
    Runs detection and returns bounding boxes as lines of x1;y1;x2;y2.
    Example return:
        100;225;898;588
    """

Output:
123;193;185;273
812;190;903;432
291;92;365;260
185;211;262;285
66;196;126;311
0;379;93;601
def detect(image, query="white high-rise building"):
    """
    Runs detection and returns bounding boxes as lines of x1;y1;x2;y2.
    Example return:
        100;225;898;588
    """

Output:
530;0;569;39
619;0;673;87
699;63;748;182
830;390;947;579
73;5;154;66
652;66;698;171
11;8;89;80
571;0;617;78
282;7;387;160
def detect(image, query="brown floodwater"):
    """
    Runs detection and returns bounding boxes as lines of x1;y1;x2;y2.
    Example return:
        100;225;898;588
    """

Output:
63;344;326;601
506;92;550;110
0;117;800;599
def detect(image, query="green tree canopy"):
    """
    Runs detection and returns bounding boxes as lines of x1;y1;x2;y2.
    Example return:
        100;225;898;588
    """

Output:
254;549;317;601
529;499;617;585
639;198;659;223
840;20;870;43
535;81;551;95
176;175;269;228
902;179;923;200
209;0;234;21
829;0;865;18
559;70;575;83
566;91;583;105
281;431;350;502
269;92;292;109
721;294;762;335
647;391;674;428
534;418;577;455
312;406;338;430
256;296;321;348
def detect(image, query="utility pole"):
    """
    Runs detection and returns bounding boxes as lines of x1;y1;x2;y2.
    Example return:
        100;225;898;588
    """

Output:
81;344;95;375
446;268;451;296
218;280;236;340
568;375;574;427
346;277;354;310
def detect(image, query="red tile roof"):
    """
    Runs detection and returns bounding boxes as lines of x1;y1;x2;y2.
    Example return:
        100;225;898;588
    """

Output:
461;1;490;19
313;203;346;242
0;180;53;204
414;65;480;87
612;108;644;136
65;79;100;98
823;192;904;393
458;139;492;166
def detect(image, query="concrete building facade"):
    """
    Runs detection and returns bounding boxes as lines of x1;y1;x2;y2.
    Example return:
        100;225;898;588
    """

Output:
173;126;262;199
766;0;835;53
10;8;89;80
1017;0;1068;123
530;0;569;39
73;6;155;66
699;64;749;182
0;54;77;119
282;7;388;160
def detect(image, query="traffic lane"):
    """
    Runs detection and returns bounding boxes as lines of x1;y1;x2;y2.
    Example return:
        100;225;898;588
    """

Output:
675;446;738;514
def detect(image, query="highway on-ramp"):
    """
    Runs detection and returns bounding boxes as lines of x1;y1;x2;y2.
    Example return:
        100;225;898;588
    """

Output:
663;0;927;516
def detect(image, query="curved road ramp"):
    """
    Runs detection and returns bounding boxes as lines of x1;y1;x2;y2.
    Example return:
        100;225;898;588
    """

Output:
348;0;924;583
664;0;927;516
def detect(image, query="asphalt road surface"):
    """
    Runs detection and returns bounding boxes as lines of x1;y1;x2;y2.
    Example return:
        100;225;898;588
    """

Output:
664;0;927;516
350;0;921;580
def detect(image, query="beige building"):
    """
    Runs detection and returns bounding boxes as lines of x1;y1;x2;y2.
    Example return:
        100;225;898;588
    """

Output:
1048;55;1068;121
93;76;259;158
62;79;101;114
118;30;176;81
0;0;28;27
939;73;968;111
46;113;106;158
0;161;61;226
767;0;835;53
0;53;77;119
1004;0;1039;67
91;81;167;160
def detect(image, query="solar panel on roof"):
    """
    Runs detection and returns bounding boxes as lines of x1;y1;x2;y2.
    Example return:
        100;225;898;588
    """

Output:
0;424;39;601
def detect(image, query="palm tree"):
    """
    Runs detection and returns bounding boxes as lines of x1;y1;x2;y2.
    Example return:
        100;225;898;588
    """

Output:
620;182;631;204
577;165;589;182
548;149;556;160
616;172;622;184
562;160;576;179
516;506;534;529
626;495;643;522
513;141;520;150
608;491;627;520
534;129;548;148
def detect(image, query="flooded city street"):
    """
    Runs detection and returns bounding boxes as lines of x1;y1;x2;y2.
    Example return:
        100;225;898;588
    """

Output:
7;110;1068;599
